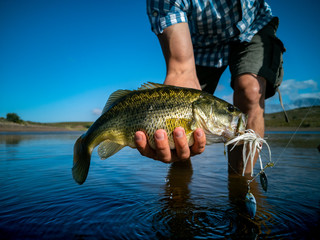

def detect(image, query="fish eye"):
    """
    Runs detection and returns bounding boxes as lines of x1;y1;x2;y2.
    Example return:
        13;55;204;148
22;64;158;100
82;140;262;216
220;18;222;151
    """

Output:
228;105;235;112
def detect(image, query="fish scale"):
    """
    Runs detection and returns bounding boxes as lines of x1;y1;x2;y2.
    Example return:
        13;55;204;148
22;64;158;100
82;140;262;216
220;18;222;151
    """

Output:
101;88;199;149
72;82;247;184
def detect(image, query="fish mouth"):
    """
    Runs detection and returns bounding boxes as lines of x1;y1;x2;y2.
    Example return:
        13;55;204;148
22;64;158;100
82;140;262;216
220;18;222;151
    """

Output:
236;113;248;134
222;113;247;142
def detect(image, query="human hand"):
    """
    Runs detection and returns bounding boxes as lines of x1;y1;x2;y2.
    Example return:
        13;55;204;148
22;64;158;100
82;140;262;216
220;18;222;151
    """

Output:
134;127;206;163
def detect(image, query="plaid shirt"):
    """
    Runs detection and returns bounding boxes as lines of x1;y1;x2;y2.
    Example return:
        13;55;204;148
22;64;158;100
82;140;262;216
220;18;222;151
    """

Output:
147;0;273;67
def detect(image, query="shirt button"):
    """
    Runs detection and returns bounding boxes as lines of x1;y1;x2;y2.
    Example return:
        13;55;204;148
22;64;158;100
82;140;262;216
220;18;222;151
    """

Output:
152;11;158;17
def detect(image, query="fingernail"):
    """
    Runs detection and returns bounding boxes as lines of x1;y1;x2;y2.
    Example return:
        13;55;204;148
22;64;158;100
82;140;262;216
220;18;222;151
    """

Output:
135;133;142;141
196;130;203;138
155;131;165;140
175;129;184;138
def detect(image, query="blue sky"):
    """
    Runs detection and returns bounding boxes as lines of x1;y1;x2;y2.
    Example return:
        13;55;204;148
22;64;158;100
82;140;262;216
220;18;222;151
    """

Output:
0;0;319;122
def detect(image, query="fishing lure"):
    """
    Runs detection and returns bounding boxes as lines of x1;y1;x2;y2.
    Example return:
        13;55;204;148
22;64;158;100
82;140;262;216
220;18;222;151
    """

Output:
225;129;272;177
245;190;257;219
226;129;273;218
260;172;268;192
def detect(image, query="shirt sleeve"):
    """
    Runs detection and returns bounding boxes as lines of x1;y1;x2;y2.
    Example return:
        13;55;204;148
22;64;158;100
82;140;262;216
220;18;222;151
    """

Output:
147;0;189;35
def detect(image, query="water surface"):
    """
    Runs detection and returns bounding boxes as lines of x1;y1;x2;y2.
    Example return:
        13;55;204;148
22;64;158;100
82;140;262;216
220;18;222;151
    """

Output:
0;131;319;239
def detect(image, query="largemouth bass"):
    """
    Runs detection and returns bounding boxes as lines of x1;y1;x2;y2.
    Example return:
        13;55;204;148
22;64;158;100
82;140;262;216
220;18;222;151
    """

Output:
73;82;247;184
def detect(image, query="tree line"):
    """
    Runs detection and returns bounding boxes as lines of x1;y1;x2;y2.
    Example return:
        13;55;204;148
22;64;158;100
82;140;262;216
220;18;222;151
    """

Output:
5;113;23;123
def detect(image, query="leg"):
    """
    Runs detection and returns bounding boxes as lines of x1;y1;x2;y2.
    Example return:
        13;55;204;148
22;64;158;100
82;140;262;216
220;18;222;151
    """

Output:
228;73;266;175
227;18;285;175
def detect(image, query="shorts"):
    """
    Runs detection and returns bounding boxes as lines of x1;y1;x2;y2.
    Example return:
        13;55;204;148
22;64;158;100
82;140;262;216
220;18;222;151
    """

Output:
197;17;286;99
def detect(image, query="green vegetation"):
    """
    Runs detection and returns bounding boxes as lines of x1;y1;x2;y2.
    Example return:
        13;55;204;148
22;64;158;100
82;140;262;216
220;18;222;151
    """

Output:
22;121;93;131
39;121;93;130
0;117;92;131
6;113;23;123
265;106;320;128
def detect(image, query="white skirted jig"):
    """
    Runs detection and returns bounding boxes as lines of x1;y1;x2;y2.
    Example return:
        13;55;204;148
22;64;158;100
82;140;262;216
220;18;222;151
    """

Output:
225;129;272;177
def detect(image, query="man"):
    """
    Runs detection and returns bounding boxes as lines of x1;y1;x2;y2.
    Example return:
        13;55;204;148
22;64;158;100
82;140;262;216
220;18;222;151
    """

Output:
134;0;285;174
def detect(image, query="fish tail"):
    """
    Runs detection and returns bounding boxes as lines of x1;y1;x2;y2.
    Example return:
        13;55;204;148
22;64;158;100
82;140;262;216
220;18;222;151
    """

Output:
72;135;91;185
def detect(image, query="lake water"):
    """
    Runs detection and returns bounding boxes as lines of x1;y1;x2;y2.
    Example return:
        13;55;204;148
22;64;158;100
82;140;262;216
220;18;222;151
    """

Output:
0;131;319;239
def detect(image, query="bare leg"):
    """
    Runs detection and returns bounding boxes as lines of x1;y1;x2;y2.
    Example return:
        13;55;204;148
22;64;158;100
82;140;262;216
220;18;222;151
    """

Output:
228;74;266;175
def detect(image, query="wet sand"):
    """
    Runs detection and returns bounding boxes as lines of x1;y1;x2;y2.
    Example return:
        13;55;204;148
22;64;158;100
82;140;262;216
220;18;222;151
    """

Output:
0;121;80;132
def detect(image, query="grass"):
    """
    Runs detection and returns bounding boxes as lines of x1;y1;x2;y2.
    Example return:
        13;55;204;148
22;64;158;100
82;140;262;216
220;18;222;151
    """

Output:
265;106;320;128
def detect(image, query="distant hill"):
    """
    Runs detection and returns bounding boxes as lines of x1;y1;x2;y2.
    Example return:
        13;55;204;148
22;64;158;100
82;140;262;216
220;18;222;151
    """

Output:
0;118;92;132
265;105;320;129
1;106;319;132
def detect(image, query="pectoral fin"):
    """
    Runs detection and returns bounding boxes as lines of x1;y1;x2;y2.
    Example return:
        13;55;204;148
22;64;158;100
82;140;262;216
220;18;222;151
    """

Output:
98;140;125;159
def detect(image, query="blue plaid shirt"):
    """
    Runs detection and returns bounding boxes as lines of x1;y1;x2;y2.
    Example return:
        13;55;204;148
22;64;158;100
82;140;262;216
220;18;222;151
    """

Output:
147;0;273;67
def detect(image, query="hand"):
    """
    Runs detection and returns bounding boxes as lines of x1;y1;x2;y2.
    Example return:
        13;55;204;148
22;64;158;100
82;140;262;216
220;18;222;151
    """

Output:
134;127;206;163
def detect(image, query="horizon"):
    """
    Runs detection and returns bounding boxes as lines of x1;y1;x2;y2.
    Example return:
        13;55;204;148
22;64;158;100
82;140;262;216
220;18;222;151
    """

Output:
1;0;320;123
2;105;320;124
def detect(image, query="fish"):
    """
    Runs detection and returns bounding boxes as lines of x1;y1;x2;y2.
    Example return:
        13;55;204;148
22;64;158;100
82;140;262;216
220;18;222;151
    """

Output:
245;192;257;219
72;82;247;184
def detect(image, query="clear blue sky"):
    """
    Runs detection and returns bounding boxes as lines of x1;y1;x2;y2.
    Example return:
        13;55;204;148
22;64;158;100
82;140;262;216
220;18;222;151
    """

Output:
1;0;319;122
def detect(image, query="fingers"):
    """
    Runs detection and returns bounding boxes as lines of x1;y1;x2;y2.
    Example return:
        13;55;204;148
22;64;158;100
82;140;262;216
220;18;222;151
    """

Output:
154;129;172;163
134;130;173;163
173;127;190;161
191;128;206;155
134;131;157;159
135;128;206;163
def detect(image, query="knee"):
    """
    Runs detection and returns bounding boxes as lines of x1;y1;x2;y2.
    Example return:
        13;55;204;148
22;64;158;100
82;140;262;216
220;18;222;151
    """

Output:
234;74;266;106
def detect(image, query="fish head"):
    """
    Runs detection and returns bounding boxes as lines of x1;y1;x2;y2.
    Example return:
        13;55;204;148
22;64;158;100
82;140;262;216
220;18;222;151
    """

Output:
193;94;247;142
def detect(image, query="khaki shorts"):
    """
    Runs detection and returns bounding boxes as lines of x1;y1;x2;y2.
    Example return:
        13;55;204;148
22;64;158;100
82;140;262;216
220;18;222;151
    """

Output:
197;17;286;99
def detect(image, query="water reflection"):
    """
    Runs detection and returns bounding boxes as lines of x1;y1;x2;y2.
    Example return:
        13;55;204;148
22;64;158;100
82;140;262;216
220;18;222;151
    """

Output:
0;132;81;146
154;160;195;238
0;132;319;238
153;159;269;239
228;174;261;239
0;134;26;145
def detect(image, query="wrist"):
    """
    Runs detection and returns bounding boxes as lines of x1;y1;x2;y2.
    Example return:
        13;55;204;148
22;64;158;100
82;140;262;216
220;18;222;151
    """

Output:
164;70;200;90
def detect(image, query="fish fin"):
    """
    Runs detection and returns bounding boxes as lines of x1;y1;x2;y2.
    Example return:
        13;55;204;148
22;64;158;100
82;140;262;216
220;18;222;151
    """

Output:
72;135;91;185
98;140;125;159
138;82;167;90
205;134;224;144
102;89;131;114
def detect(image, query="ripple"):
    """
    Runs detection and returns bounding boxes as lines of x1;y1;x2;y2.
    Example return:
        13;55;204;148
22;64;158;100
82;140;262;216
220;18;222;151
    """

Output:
1;132;320;239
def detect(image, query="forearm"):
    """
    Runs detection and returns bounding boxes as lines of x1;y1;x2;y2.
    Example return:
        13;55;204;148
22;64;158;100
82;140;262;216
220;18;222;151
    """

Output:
158;23;200;90
134;23;205;163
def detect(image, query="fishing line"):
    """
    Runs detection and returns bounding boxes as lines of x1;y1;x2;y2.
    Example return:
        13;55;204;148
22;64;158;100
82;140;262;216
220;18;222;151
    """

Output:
272;100;318;167
247;101;318;184
224;99;318;218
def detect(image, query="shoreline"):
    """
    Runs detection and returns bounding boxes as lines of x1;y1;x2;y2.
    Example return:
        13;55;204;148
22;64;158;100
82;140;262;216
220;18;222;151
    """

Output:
265;127;320;132
0;122;86;133
1;125;319;133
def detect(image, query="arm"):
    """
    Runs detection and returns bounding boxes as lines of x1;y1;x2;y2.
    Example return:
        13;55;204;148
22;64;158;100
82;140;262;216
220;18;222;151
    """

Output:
135;23;206;163
158;22;201;90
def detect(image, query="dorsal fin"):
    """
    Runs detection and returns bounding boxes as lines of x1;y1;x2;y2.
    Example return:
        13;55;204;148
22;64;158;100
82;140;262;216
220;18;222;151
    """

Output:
102;89;131;114
102;82;165;115
138;82;166;90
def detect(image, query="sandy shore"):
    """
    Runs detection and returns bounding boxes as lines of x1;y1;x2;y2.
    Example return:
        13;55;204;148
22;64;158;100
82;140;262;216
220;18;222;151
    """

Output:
0;122;78;132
